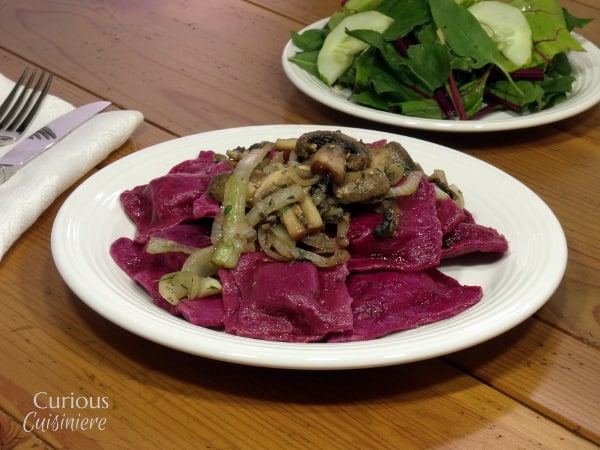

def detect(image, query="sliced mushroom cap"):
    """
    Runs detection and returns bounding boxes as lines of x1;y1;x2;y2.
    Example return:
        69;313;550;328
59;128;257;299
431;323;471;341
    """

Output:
296;130;371;172
333;168;390;204
369;141;422;184
309;144;346;184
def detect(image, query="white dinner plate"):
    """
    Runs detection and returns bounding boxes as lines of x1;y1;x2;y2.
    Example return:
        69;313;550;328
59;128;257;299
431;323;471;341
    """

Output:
52;125;567;369
283;19;600;132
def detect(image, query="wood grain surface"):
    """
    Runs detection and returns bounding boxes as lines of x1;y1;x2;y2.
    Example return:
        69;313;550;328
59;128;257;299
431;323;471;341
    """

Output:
0;0;598;448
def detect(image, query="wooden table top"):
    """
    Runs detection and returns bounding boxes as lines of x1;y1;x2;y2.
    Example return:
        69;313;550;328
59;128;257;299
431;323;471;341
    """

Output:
1;0;598;448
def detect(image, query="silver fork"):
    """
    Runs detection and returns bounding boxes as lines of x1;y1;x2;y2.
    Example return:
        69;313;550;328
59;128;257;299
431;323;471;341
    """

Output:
0;68;53;146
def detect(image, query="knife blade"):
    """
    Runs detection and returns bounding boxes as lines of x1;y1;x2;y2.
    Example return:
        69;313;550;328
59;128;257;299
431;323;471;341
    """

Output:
0;100;111;184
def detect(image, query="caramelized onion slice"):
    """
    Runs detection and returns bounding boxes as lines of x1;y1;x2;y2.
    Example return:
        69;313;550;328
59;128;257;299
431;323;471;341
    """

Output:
246;184;306;228
388;171;423;197
158;271;222;304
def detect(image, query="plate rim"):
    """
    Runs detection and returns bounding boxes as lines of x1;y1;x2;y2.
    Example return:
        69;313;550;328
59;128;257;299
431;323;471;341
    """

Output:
282;18;600;133
51;124;568;369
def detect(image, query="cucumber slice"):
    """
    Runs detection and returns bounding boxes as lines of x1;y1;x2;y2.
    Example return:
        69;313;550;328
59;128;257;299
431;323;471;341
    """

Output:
468;1;532;68
342;0;384;11
317;11;394;86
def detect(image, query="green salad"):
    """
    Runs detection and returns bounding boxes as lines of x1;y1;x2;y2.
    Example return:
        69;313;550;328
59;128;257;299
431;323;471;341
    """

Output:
288;0;592;120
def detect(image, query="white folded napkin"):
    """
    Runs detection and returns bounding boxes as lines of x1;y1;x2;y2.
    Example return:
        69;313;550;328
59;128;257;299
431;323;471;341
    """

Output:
0;73;144;261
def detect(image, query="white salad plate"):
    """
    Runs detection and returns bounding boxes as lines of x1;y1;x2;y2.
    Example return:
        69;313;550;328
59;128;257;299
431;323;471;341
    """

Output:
52;125;567;370
283;18;600;132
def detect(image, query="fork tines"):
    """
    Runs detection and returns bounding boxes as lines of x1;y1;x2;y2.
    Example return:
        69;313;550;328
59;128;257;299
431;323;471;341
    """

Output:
0;68;53;133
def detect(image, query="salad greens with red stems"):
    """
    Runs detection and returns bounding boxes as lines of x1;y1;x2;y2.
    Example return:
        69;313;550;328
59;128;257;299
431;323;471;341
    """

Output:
288;0;592;120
